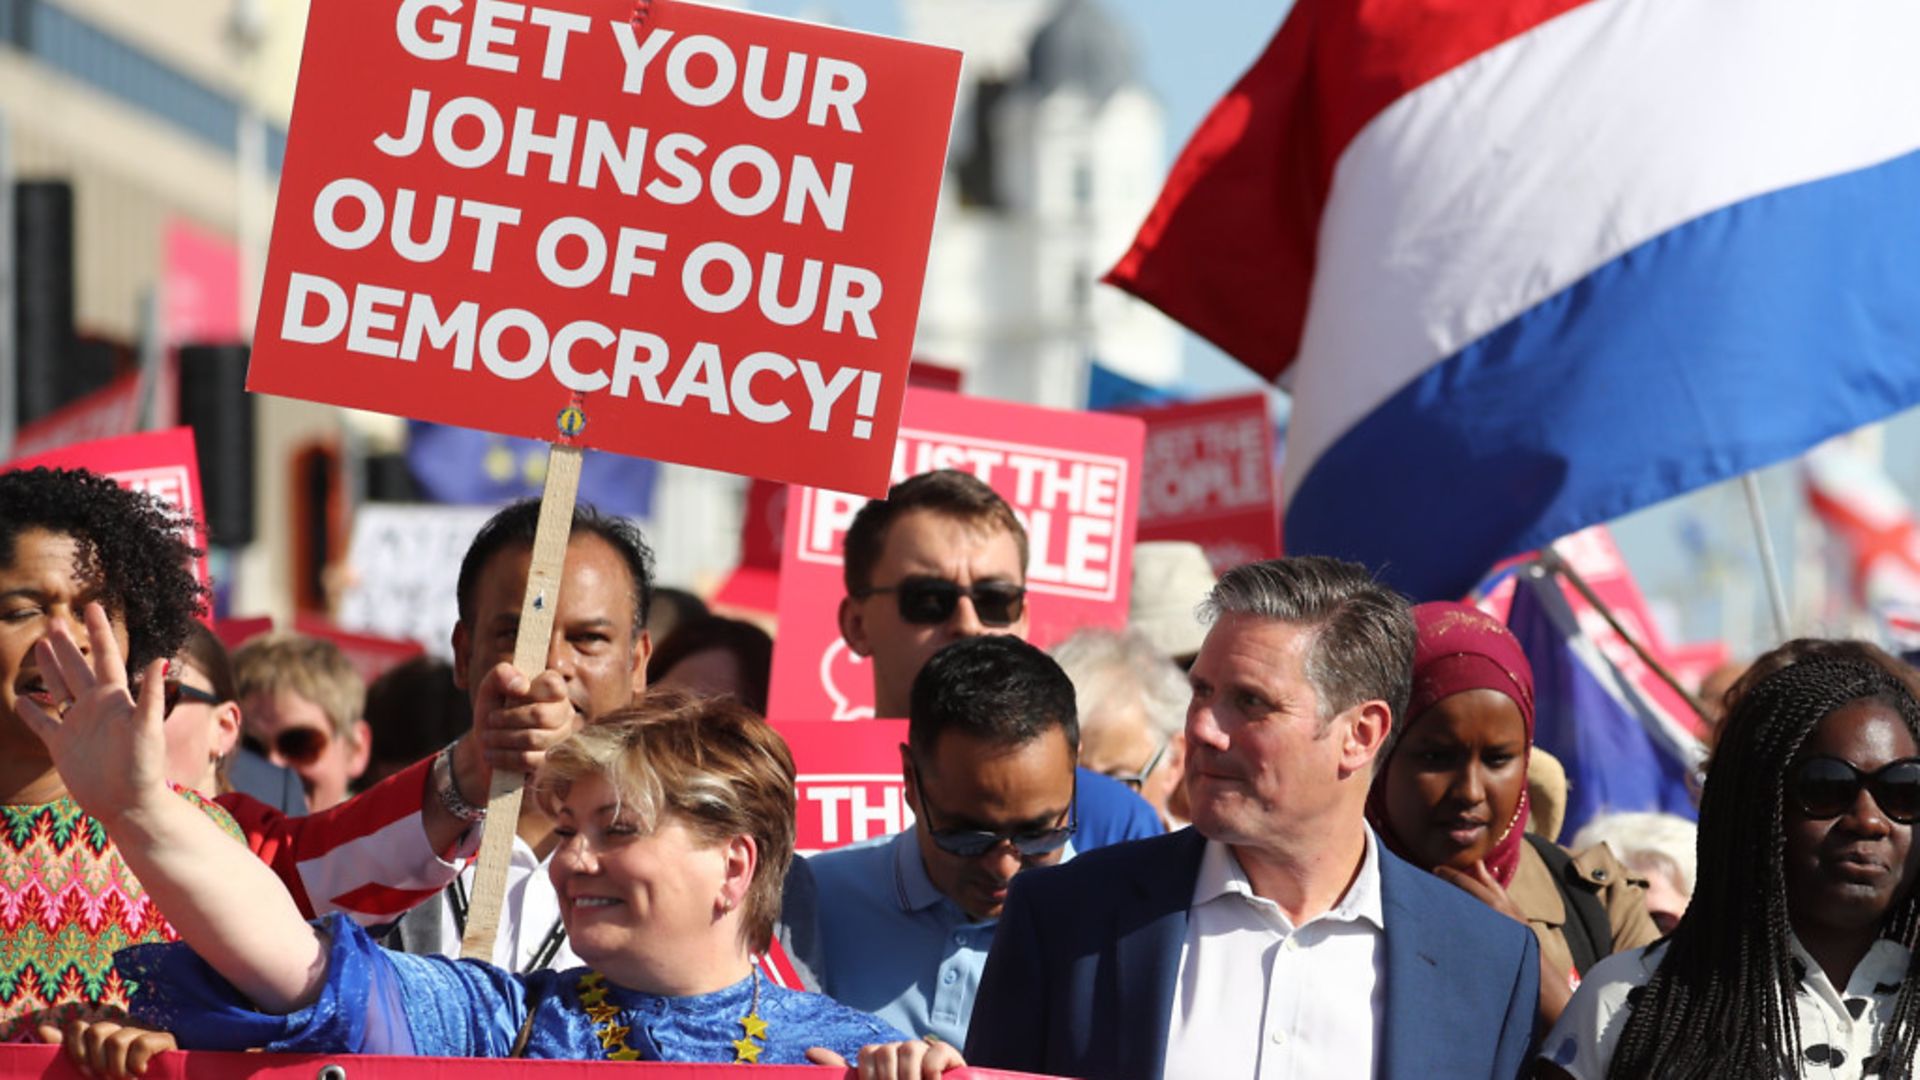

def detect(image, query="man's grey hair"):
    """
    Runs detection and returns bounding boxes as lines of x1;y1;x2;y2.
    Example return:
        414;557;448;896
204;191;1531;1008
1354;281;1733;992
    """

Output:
1050;628;1188;739
1199;556;1415;735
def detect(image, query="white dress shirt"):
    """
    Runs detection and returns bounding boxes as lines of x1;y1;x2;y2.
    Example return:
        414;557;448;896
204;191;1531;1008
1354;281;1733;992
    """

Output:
1541;934;1912;1078
429;833;582;972
1162;830;1386;1080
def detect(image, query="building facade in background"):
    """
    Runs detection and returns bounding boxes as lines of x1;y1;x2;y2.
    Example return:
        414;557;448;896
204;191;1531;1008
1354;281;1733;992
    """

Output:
905;0;1180;408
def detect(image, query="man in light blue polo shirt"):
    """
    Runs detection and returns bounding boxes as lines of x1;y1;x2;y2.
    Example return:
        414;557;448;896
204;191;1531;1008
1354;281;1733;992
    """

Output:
796;635;1080;1044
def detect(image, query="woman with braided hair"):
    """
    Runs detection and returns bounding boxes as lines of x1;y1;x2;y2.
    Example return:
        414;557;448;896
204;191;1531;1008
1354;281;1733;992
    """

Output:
1536;642;1920;1079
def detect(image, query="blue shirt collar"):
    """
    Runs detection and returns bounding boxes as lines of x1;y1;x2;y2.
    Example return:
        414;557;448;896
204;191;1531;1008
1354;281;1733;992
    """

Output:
890;828;947;913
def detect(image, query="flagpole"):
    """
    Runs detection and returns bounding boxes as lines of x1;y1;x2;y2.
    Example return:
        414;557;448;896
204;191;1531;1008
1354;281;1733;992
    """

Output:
1538;546;1709;724
1741;472;1793;642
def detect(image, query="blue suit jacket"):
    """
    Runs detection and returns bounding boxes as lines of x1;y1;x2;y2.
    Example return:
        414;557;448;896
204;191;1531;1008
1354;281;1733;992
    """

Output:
965;828;1539;1080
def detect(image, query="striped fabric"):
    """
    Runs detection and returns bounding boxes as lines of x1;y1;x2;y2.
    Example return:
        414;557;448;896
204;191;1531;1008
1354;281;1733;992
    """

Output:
1111;0;1920;599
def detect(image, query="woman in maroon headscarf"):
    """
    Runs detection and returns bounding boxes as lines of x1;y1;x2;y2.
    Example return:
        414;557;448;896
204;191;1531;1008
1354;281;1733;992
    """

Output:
1367;602;1660;1026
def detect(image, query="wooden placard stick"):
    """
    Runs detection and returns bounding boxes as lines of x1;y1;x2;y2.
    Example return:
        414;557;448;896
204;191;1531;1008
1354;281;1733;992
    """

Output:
460;435;585;960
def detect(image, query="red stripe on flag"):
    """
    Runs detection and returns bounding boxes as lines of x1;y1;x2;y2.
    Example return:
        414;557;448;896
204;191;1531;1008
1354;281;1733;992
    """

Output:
330;881;447;918
1106;0;1592;380
757;939;805;990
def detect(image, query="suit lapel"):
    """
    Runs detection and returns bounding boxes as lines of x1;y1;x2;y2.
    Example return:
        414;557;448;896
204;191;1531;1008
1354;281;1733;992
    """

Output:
1377;851;1443;1078
1108;830;1207;1080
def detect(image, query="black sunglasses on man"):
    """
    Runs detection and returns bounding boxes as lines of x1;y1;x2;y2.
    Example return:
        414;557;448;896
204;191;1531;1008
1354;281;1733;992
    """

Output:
854;576;1027;628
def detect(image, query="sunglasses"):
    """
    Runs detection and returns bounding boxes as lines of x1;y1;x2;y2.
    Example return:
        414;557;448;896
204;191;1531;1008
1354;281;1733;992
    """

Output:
162;678;222;715
856;577;1026;628
240;726;334;767
909;765;1075;859
1789;755;1920;825
1110;737;1171;792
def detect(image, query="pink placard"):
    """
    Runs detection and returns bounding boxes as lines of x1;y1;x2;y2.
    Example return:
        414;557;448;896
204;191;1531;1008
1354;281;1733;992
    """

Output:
767;389;1143;720
776;719;910;853
1120;392;1278;573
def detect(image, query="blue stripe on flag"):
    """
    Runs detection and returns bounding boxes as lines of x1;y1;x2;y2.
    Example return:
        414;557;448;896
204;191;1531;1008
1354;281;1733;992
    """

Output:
1287;146;1920;600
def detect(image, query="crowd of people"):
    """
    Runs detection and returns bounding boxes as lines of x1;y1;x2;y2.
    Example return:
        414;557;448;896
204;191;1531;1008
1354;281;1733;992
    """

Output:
1;461;1915;1079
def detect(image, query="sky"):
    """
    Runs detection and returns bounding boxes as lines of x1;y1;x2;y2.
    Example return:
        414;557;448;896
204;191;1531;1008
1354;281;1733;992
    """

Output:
747;0;1288;397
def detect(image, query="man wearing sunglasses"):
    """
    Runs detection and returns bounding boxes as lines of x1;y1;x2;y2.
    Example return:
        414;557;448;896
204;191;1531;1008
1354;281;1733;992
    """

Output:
797;635;1079;1046
836;469;1161;852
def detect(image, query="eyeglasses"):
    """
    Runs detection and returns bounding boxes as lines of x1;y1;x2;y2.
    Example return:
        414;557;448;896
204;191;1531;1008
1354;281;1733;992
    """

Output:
240;726;333;767
855;577;1026;628
1789;755;1920;825
1110;737;1171;792
908;764;1075;859
162;679;222;715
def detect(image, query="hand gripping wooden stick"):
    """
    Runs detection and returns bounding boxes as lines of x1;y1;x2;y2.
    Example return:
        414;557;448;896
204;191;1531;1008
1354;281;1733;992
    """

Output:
460;442;584;960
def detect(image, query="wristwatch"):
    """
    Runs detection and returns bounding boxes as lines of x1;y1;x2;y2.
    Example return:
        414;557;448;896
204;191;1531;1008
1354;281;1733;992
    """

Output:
433;741;489;823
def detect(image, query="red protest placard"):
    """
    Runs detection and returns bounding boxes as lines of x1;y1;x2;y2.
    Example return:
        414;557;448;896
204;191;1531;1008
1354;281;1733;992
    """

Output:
213;615;277;650
766;389;1144;720
1120;392;1278;574
712;477;786;615
7;371;143;461
249;0;960;497
292;614;429;685
6;428;212;589
776;719;910;854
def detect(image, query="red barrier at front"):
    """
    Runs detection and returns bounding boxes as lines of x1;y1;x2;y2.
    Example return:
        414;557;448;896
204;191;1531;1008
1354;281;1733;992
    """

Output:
2;1043;1065;1079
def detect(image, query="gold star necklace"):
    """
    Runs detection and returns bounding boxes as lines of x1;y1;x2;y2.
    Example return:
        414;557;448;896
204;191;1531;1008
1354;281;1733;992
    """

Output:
578;970;769;1063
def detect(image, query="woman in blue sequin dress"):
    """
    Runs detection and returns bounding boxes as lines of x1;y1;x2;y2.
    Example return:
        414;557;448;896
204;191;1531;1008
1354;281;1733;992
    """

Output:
23;616;962;1078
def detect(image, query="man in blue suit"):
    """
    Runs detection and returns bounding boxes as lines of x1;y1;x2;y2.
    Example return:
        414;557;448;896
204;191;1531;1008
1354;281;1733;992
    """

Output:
966;556;1539;1080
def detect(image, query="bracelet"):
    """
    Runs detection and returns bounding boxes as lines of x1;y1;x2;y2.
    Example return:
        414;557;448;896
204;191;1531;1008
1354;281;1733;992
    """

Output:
433;742;488;823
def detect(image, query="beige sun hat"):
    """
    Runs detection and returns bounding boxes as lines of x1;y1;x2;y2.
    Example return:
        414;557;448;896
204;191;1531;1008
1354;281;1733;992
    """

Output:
1527;747;1569;844
1129;541;1220;662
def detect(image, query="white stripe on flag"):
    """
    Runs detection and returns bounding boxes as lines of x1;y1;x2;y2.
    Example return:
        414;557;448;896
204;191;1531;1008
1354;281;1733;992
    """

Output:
1282;0;1920;500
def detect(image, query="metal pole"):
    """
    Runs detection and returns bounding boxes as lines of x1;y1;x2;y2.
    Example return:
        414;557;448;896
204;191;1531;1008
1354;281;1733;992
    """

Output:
1539;546;1711;725
0;112;16;459
1742;471;1793;643
135;287;164;431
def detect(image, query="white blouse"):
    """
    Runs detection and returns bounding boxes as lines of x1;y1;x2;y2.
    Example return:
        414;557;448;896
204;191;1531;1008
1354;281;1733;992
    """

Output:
1539;935;1911;1079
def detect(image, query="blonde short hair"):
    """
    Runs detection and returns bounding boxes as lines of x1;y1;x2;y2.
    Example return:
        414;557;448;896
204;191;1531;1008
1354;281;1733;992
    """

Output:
231;633;366;741
536;689;796;954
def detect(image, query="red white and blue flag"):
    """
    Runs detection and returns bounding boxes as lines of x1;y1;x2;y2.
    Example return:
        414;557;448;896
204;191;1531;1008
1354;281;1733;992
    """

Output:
1109;0;1920;600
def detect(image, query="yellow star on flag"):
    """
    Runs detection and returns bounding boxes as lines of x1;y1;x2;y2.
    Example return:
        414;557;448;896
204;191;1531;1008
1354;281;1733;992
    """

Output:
739;1014;769;1040
586;1002;621;1025
732;1037;763;1063
609;1046;643;1062
597;1023;631;1051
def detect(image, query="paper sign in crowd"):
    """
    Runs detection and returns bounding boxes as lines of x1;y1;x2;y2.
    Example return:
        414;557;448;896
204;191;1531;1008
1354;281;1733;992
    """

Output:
250;0;961;496
1123;392;1280;574
767;388;1145;720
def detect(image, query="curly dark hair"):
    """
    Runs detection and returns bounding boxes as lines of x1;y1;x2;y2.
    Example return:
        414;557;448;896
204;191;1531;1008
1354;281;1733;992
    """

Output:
1607;647;1920;1079
0;468;207;669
